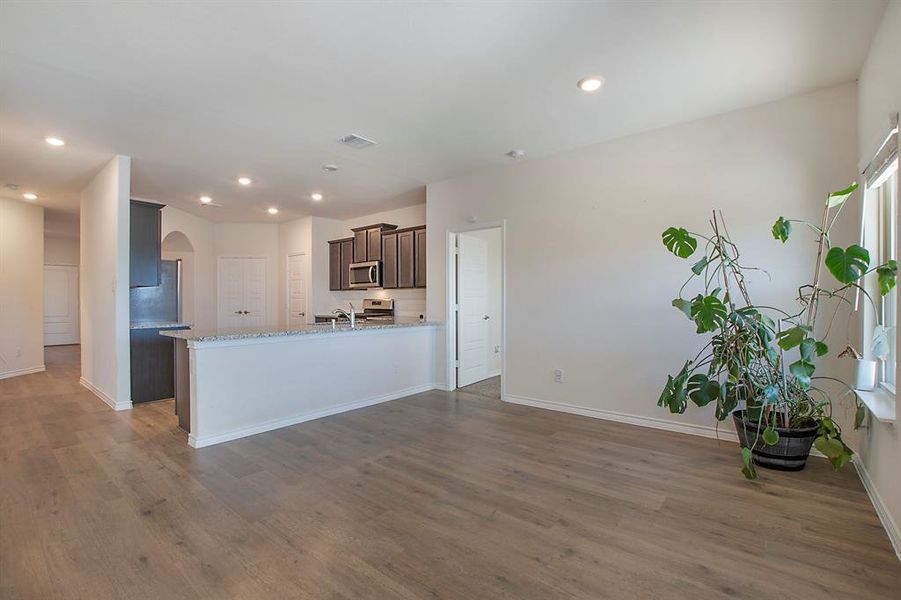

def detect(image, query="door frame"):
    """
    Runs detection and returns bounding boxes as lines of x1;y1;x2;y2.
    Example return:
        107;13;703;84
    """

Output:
285;252;309;326
217;256;268;328
445;221;506;398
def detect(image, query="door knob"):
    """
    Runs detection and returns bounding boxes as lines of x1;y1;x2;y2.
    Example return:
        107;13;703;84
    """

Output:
234;311;242;315
298;312;305;316
483;315;490;320
242;310;250;315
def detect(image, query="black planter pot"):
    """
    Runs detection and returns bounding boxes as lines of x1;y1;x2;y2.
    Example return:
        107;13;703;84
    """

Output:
732;410;819;471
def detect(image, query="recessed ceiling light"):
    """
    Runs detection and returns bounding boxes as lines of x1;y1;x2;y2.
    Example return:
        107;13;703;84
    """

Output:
23;192;38;200
322;164;339;172
506;149;526;159
200;195;212;204
268;207;279;215
577;76;604;92
237;176;252;186
45;136;65;147
311;192;323;201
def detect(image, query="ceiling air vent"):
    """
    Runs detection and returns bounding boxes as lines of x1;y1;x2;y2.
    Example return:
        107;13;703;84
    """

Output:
338;133;377;149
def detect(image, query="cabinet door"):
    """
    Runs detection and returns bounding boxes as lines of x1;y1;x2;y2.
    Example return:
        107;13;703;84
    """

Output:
414;228;427;288
340;240;354;290
382;232;398;289
329;242;341;291
130;328;174;404
398;230;415;288
353;230;367;263
367;227;382;261
130;200;162;287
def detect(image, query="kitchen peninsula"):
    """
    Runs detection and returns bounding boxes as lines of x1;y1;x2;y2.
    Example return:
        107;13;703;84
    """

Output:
161;319;442;448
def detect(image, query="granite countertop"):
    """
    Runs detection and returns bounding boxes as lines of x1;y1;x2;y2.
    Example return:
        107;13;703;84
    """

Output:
129;321;192;330
159;317;441;343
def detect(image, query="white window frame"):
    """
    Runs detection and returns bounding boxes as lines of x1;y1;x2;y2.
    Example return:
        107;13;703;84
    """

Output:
873;160;899;394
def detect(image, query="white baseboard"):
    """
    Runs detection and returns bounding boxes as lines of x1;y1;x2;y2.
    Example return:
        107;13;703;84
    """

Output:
189;382;440;448
503;393;739;443
0;365;45;380
854;459;901;561
487;369;502;378
79;377;132;411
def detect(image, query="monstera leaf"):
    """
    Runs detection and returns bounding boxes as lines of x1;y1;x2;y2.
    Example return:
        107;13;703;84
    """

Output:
690;294;727;333
661;227;698;258
776;325;811;350
687;374;720;407
827;182;859;208
658;362;691;414
771;217;792;243
877;259;897;296
671;298;692;319
789;359;815;389
872;324;891;360
825;245;870;284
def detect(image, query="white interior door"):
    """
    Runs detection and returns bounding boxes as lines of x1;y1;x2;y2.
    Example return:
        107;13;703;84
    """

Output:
287;254;307;327
242;258;267;328
219;258;247;328
457;233;490;387
43;265;79;346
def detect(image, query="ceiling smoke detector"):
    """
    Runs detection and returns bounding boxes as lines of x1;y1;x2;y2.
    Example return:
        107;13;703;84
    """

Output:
506;149;526;159
322;164;339;173
338;134;377;149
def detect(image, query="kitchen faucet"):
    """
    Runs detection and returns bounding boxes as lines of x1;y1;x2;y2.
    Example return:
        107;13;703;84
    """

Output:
332;302;356;327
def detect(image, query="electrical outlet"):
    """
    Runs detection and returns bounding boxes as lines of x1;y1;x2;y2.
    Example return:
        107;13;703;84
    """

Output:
553;369;564;383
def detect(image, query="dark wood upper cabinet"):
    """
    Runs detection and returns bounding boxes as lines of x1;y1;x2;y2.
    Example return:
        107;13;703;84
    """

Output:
350;223;397;264
353;230;368;263
340;238;354;290
414;227;427;288
382;232;398;289
328;240;342;291
397;230;415;288
328;223;424;291
130;200;164;288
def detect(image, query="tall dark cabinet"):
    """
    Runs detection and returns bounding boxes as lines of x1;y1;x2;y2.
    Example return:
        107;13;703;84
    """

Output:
329;238;355;291
129;200;164;287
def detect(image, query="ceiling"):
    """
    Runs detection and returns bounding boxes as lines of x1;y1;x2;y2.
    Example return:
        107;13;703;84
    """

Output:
0;1;888;222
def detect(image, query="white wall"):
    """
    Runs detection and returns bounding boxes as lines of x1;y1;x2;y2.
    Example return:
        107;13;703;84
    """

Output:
856;0;901;557
44;235;79;266
462;228;503;375
161;206;216;329
428;84;859;437
0;198;44;379
79;155;131;409
314;204;428;318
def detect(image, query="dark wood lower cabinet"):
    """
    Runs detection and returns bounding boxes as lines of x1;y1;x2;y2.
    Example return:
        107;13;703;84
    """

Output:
130;328;180;404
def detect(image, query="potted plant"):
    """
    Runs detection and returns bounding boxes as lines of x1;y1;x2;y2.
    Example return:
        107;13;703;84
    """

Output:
658;182;896;479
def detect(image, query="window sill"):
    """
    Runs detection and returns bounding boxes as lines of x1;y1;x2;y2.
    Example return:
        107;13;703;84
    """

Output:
854;387;897;423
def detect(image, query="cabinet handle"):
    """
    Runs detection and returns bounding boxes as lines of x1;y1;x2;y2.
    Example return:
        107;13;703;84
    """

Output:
297;312;305;316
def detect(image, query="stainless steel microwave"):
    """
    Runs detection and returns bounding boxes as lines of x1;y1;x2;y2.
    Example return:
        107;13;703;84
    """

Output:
349;260;381;289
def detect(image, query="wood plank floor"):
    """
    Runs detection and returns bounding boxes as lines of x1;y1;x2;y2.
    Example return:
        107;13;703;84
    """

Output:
1;346;899;599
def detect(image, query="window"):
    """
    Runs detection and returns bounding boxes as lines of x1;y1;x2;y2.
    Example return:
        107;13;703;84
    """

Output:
872;158;898;392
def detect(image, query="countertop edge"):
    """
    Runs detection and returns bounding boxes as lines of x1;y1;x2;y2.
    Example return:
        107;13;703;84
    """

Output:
160;321;444;345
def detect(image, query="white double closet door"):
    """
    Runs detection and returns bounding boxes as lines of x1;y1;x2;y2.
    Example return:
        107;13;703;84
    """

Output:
219;257;267;328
